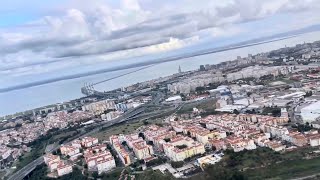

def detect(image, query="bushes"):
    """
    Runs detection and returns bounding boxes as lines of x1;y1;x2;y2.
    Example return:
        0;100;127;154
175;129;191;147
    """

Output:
262;107;281;117
203;164;247;180
223;148;282;169
146;157;167;167
171;161;184;168
26;166;87;180
294;123;312;132
58;167;87;180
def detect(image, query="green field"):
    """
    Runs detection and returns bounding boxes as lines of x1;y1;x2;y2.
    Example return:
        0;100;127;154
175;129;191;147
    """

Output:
135;169;175;180
177;99;216;114
244;156;320;179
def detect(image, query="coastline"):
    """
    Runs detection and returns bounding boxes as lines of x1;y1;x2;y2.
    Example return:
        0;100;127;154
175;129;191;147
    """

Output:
1;31;320;117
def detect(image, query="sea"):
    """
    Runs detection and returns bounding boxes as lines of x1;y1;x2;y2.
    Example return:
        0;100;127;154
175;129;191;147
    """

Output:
1;31;320;117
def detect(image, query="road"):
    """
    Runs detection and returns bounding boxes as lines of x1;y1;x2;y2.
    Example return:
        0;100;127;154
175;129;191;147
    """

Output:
7;157;43;180
290;173;320;180
7;91;168;180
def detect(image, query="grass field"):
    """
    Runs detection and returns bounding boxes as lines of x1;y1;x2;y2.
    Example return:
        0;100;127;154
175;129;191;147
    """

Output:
188;147;320;180
232;147;320;179
135;169;175;180
49;130;77;142
244;156;320;179
177;98;216;114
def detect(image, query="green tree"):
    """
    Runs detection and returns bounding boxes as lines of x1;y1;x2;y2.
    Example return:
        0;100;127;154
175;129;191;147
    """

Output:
92;172;99;179
171;161;184;168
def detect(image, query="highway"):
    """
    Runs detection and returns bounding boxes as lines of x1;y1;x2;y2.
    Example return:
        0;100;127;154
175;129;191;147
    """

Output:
7;91;168;180
7;157;43;180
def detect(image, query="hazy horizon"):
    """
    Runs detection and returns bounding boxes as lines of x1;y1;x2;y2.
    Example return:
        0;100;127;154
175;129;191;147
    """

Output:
1;0;320;91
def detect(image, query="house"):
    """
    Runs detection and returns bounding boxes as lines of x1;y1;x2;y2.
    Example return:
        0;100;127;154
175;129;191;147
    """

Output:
57;162;73;177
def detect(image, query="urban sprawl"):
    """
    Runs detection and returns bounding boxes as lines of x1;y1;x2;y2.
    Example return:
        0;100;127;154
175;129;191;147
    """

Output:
2;41;320;179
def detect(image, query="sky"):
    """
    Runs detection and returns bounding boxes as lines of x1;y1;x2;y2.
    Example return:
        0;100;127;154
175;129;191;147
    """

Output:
1;0;320;89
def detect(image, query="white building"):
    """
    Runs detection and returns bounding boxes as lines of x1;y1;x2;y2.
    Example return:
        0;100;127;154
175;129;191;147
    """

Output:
309;134;320;147
165;96;182;102
85;150;116;173
301;101;320;123
60;145;80;157
81;137;99;148
57;163;73;177
82;100;115;115
101;111;121;121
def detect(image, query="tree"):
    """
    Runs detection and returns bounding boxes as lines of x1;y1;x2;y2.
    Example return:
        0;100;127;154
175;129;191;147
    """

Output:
271;108;281;117
296;123;312;132
180;93;186;101
146;157;167;167
171;161;184;168
139;132;145;139
92;172;99;179
195;86;206;92
304;91;313;97
262;107;281;117
15;123;22;128
212;146;217;151
204;164;247;180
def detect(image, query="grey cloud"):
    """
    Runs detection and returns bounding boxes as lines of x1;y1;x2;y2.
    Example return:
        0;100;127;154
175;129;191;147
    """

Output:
52;15;202;58
2;36;88;53
1;0;320;73
54;36;170;58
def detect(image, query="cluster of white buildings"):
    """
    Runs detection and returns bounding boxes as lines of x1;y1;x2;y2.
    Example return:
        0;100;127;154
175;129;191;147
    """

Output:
200;114;320;151
43;111;93;129
104;110;320;168
0;109;96;169
125;133;154;160
109;135;131;166
163;135;205;162
0;145;24;168
167;65;296;94
101;111;122;121
226;65;294;82
44;154;73;177
0;122;46;145
115;96;151;112
82;100;116;115
45;136;118;177
40;110;320;178
167;71;225;94
82;97;151;119
84;145;116;174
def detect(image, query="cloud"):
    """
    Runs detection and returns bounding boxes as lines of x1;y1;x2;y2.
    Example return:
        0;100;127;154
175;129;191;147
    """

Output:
1;0;320;80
